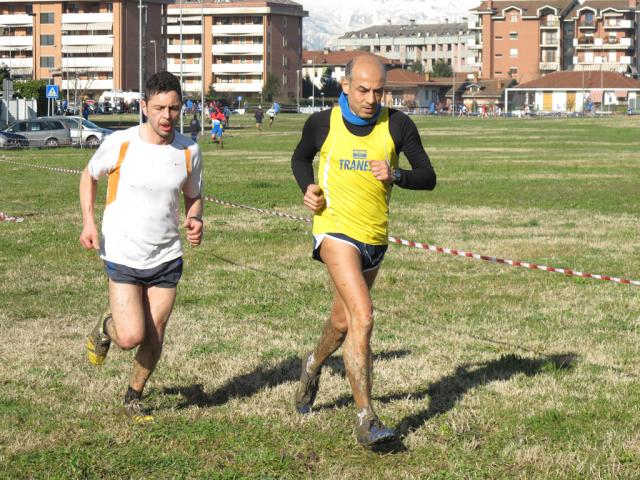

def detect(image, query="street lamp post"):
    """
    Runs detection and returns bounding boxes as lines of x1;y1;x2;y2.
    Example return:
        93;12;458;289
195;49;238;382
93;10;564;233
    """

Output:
320;92;324;108
150;40;157;73
138;0;143;124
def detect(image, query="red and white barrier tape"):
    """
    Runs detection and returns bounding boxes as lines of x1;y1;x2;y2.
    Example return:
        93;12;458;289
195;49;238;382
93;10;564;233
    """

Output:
0;211;24;223
2;158;638;287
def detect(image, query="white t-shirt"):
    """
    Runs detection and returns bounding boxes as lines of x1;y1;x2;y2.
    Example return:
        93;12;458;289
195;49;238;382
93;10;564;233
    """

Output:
87;125;203;269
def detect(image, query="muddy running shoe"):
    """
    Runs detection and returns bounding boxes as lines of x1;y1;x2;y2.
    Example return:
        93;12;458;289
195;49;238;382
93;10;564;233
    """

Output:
123;399;154;424
355;409;397;447
294;352;322;414
86;312;112;366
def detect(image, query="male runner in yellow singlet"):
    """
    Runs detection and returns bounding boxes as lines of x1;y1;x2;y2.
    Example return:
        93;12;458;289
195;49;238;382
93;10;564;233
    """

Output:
291;55;436;447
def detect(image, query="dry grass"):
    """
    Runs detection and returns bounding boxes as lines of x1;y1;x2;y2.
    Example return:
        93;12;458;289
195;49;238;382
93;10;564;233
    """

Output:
1;114;639;478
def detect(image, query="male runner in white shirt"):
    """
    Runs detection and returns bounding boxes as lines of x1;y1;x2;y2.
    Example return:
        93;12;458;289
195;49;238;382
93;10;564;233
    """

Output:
79;71;203;422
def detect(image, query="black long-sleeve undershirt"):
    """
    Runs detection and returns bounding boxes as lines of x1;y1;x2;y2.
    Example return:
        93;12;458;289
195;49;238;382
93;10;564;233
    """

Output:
291;108;436;192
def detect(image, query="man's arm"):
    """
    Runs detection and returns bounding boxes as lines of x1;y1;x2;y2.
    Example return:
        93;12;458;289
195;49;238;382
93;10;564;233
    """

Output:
79;167;100;250
389;111;436;190
291;110;330;193
183;194;203;246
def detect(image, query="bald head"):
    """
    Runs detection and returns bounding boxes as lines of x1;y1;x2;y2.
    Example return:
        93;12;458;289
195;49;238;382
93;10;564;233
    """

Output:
345;55;387;84
342;55;386;119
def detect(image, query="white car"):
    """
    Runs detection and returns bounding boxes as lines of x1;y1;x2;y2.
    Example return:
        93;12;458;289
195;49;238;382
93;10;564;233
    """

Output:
41;116;113;147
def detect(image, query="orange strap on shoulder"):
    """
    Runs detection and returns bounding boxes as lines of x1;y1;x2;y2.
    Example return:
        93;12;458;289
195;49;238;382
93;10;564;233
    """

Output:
185;147;192;177
106;141;130;206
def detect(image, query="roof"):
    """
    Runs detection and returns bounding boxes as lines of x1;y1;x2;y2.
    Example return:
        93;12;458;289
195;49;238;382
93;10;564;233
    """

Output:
471;1;574;15
444;78;517;97
565;0;638;17
386;69;430;87
302;50;398;66
340;22;469;39
515;70;640;89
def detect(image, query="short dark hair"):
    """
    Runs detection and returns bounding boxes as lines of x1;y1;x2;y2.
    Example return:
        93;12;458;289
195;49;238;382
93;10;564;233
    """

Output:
144;71;182;102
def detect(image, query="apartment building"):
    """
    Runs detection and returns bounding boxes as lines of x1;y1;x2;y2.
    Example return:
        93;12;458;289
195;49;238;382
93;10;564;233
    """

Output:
0;0;168;98
333;21;477;74
166;0;306;99
469;0;639;83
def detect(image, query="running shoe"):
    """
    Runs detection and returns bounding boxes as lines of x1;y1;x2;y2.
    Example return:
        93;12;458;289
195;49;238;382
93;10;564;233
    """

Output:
86;312;111;366
355;411;397;447
123;399;154;424
294;352;321;414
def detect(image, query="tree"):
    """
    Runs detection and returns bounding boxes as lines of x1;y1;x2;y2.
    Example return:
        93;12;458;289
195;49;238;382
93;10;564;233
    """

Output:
262;74;280;102
432;59;453;77
410;61;424;74
13;79;48;113
0;64;10;82
320;67;341;98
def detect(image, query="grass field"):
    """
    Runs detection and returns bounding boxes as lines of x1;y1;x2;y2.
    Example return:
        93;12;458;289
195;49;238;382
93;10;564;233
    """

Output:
1;113;640;479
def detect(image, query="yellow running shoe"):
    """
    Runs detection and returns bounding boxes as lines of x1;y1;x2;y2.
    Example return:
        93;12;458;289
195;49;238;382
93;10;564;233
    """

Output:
86;312;112;366
123;399;154;424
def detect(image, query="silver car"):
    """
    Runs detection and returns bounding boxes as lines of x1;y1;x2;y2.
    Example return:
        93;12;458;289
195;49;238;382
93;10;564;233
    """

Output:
42;116;113;147
4;119;72;148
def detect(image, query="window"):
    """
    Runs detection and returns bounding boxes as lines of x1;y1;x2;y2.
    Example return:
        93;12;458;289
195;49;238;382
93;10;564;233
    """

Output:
41;12;54;24
40;56;55;68
509;67;518;75
495;53;503;57
510;48;518;58
495;35;503;40
510;14;518;23
40;35;54;46
509;32;518;40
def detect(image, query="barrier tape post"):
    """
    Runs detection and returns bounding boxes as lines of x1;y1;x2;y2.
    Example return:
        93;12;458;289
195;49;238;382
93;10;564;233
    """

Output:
2;157;638;287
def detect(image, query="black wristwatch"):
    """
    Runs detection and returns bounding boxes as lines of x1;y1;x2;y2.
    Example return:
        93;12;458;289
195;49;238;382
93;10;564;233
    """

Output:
392;169;402;185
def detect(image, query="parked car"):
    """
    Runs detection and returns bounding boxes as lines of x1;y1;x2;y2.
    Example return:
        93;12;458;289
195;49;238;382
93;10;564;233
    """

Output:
4;119;72;148
40;116;113;147
0;131;29;149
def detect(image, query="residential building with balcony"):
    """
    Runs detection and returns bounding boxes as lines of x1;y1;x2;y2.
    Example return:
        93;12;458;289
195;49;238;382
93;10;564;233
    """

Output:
333;21;476;74
0;0;168;98
469;0;639;82
564;0;639;75
166;0;306;99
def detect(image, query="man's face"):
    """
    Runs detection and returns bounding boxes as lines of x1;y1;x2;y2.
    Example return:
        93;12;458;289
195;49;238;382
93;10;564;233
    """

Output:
342;59;385;119
141;90;181;143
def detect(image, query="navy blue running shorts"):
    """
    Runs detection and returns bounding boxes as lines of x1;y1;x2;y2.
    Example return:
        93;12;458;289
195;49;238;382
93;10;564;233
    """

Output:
313;233;388;272
104;257;183;288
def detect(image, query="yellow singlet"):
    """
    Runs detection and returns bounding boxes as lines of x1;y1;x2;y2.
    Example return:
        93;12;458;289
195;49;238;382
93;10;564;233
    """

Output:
312;106;398;245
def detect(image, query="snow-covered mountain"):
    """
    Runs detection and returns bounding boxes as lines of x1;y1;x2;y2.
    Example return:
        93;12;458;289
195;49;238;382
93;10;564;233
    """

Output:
298;0;481;50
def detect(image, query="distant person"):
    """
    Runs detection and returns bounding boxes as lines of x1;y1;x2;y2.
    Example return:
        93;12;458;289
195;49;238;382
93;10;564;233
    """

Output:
211;111;224;148
83;103;90;121
79;71;203;423
266;107;276;126
189;114;200;143
223;105;231;128
254;106;264;131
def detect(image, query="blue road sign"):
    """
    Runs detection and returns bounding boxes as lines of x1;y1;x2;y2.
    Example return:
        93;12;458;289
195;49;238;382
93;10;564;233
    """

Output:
46;85;59;99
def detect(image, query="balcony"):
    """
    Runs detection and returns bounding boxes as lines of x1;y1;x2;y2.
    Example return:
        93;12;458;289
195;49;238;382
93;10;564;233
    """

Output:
540;19;560;29
0;57;32;68
62;13;113;23
61;78;114;90
212;82;263;93
540;36;559;47
603;37;633;49
212;62;263;74
167;25;202;35
167;63;203;74
212;24;263;36
539;62;559;71
63;35;114;46
0;36;33;49
167;44;202;55
63;57;114;69
0;14;33;26
212;44;263;55
468;38;482;50
604;19;634;29
578;21;596;30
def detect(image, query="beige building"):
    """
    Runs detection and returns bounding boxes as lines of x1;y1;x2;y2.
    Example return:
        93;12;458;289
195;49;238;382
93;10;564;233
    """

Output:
166;0;307;99
334;21;477;74
0;0;168;98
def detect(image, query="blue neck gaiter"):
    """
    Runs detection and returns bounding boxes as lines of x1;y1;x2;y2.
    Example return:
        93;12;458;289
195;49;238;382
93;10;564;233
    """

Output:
338;92;381;126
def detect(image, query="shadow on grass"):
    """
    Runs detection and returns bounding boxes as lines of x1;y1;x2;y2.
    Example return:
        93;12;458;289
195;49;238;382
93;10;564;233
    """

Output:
314;352;577;437
162;349;410;410
209;253;289;281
